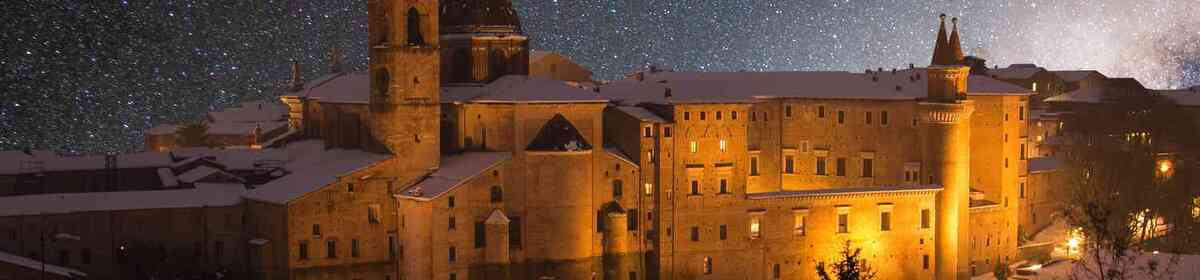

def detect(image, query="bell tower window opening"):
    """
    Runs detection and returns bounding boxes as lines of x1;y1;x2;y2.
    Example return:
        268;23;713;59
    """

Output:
406;7;424;46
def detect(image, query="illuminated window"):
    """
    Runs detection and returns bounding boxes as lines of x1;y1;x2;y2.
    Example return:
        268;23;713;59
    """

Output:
793;210;808;236
750;217;761;239
703;257;713;274
719;139;727;152
1032;82;1038;92
644;183;653;195
690;141;698;153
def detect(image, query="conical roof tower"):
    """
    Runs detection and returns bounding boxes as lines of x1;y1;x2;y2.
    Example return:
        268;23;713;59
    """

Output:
931;14;956;66
948;17;965;64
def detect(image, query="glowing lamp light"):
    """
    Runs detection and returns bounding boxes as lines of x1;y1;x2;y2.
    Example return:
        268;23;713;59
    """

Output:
1153;250;1160;254
1158;161;1172;173
1067;237;1080;249
1029;264;1042;270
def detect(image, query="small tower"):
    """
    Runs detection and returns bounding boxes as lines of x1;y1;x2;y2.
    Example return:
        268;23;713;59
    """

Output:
923;14;975;280
369;0;441;173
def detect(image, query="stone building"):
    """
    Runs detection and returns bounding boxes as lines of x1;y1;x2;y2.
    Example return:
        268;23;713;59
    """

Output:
145;100;292;152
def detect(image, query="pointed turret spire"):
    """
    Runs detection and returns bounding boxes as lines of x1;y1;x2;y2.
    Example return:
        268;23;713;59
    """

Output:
948;17;965;64
931;14;956;66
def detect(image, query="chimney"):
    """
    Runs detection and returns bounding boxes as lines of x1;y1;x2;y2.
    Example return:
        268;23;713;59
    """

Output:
290;62;304;92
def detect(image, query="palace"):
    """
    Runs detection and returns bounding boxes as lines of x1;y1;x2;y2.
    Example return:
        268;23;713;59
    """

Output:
8;1;1198;280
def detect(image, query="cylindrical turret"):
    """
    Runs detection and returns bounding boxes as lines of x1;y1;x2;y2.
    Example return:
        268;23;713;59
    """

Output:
921;99;974;280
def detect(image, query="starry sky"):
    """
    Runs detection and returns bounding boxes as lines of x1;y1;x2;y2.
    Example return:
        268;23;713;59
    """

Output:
2;0;1198;153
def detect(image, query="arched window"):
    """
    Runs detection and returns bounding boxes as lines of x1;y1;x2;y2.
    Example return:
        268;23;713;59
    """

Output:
374;69;391;96
375;13;390;45
407;7;424;46
612;180;623;197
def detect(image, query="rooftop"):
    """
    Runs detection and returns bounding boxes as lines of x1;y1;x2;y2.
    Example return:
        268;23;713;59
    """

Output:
397;152;511;200
1051;70;1106;82
0;250;87;278
0;183;245;217
206;100;288;123
988;65;1046;80
289;71;369;104
0;150;173;175
241;140;392;204
471;75;608;103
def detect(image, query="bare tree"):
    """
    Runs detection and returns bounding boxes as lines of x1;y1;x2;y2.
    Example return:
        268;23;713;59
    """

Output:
816;241;877;280
1057;93;1198;280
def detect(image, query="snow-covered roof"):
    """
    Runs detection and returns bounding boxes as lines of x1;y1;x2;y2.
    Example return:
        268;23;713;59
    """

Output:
0;150;173;175
1045;86;1107;103
397;152;511;200
147;124;178;135
289;71;370;104
157;167;179;188
747;184;942;200
609;69;1032;104
441;85;486;103
1051;70;1105;82
614;106;667;123
470;75;608;103
988;65;1045;80
170;146;292;171
205;120;288;137
1028;157;1063;173
0;250;87;278
241;141;392;204
178;165;243;184
206;100;288;123
1156;86;1200;106
0;183;246;217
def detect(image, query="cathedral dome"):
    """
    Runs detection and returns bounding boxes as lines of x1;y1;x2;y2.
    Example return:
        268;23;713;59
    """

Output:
440;0;523;34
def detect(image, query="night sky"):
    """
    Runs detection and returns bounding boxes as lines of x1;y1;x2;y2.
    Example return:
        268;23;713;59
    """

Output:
3;0;1198;153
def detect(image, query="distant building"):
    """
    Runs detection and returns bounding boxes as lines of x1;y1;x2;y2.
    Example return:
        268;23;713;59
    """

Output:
529;50;595;84
145;100;292;152
987;64;1067;109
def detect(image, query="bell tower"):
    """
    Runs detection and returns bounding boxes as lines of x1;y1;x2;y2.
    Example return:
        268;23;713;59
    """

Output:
369;0;441;173
923;14;974;280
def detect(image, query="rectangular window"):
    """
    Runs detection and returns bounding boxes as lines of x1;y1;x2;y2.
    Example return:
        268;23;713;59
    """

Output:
862;159;873;178
700;112;707;120
794;214;806;236
923;255;930;269
389;235;398;259
785;155;795;174
732;111;738;120
773;263;781;279
1019;183;1026;198
347;183;354;193
351;239;361;258
1019;106;1026;120
818;106;825;118
369;205;381;224
763;112;768;121
690;226;700;241
644;126;653;137
719;139;727;152
645;183;653;195
326;240;337;258
921;209;931;229
837;213;849;233
750;217;762;239
752;112;758;121
750;157;760;176
449;246;456;263
448;196;455;208
837;111;845;124
719;179;728;194
491;186;503;202
613;180;623;197
510;217;522;248
1020;143;1027;160
719;225;728;240
628;208;639;230
880;212;892;231
882;111;889;125
690;141;698;153
449;216;456;231
475;222;487;248
836;158;847;176
704;257;714;275
299;242;309;260
785;105;793;118
716;111;722;120
664;127;672;137
313;224;321;236
816;157;827;175
690;181;700;195
451;273;457;280
684;112;690;120
865;112;873;124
